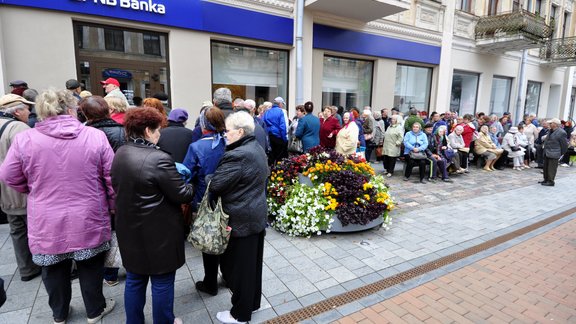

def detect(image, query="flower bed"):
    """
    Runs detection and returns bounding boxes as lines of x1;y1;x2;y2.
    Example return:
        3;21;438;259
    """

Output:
267;147;394;237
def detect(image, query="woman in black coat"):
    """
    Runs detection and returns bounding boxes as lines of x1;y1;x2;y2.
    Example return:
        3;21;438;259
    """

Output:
210;111;269;324
80;96;126;152
111;108;194;324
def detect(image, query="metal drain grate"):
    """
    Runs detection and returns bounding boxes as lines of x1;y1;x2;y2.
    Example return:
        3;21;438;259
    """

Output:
265;207;576;324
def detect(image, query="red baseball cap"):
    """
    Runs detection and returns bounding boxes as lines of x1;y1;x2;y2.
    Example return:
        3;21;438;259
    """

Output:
100;78;120;87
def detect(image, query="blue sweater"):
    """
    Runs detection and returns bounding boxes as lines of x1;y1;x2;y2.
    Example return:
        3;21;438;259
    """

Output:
262;105;287;141
403;131;428;155
295;114;321;152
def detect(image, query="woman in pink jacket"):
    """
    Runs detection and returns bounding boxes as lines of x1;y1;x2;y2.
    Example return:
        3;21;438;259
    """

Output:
0;89;116;324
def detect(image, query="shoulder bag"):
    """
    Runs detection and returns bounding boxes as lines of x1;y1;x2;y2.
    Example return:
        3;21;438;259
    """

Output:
288;136;303;153
187;182;231;255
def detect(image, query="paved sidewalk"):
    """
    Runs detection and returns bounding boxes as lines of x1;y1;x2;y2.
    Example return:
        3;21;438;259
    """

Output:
0;163;574;323
335;218;576;324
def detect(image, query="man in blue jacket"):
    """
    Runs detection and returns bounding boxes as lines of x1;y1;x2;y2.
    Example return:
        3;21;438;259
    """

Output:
263;97;288;165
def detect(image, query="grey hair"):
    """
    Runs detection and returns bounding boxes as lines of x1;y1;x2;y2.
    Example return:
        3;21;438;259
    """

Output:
22;89;38;102
233;98;245;107
2;102;27;114
225;111;254;136
35;88;77;121
390;115;399;123
244;99;256;111
372;111;381;119
213;87;232;106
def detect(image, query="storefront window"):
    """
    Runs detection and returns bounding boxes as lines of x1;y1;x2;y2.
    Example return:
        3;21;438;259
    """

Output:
322;56;373;109
394;65;432;114
525;81;541;116
451;71;479;115
73;22;169;105
490;76;512;115
211;42;288;105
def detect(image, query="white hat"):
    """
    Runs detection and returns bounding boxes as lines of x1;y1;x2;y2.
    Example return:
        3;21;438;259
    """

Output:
508;127;518;134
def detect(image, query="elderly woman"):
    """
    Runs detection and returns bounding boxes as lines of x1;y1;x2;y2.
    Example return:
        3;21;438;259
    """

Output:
112;108;194;324
104;96;128;125
474;125;501;171
403;122;428;184
319;106;341;148
142;97;168;127
502;126;525;170
295;101;321;152
288;105;304;154
182;106;226;297
372;111;385;161
436;125;464;174
81;96;126;153
489;125;509;170
335;111;359;156
560;130;576;167
517;124;532;168
382;115;404;177
0;89;116;324
208;111;268;324
448;125;469;172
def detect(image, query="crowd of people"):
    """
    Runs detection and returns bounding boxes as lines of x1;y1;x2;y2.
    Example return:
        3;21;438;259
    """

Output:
0;77;574;324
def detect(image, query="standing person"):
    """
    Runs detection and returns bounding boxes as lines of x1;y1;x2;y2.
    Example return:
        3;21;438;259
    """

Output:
361;109;375;162
380;108;391;130
262;97;288;164
0;89;116;324
182;106;226;297
535;120;549;168
112;108;194;324
460;114;476;148
158;108;195;163
319;106;340;149
210;111;268;324
288;106;303;154
142;98;168;127
101;77;129;107
9;80;28;96
105;96;129;125
372;111;385;161
22;89;39;128
295;101;321;152
540;118;568;186
82;96;126;152
382;115;404;177
403;123;428;184
213;88;234;117
65;79;82;101
0;94;41;282
335;112;359;156
242;99;270;153
403;107;424;132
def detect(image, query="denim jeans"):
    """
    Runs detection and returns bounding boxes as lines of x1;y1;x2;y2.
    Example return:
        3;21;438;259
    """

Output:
125;270;176;324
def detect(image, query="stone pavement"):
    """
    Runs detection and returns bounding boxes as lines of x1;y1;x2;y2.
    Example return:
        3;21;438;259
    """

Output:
334;217;576;324
0;161;575;323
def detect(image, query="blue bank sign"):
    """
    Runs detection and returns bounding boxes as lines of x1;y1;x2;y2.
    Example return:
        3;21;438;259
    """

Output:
76;0;166;15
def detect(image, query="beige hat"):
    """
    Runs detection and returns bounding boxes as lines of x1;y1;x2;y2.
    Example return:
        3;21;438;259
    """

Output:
508;126;518;134
0;93;34;108
548;118;561;125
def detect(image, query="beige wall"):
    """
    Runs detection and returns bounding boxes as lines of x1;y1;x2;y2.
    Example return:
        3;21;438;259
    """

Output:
1;7;77;94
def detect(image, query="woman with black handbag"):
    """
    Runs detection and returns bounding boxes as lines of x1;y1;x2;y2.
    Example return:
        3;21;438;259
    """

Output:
402;123;429;184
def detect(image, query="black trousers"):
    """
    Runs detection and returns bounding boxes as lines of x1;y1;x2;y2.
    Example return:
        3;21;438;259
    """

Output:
221;230;265;322
201;253;220;290
404;154;427;180
268;135;288;165
458;151;469;169
543;156;559;183
560;148;576;164
42;252;106;320
535;143;545;166
494;149;509;168
383;155;397;174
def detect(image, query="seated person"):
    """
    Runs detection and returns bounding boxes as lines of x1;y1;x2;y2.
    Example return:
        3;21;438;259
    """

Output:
502;126;526;171
436;125;464;174
447;125;469;172
474;125;502;171
489;125;508;170
560;130;576;167
423;123;452;182
403;123;428;184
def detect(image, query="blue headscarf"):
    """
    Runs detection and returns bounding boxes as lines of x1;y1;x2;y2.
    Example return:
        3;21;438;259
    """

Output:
199;107;224;149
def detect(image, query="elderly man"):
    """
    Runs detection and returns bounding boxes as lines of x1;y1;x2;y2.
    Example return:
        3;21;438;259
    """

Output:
9;80;29;96
0;94;41;281
100;77;129;107
65;79;82;101
540;118;567;186
213;88;234;117
263;97;288;165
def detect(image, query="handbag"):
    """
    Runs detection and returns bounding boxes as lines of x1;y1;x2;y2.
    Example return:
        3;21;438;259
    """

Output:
375;146;383;157
104;231;122;268
187;183;231;255
510;146;521;152
409;151;427;160
288;137;303;153
443;148;456;160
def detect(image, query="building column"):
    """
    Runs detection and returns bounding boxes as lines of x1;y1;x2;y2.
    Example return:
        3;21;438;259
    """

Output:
434;0;455;113
0;12;7;93
560;66;575;119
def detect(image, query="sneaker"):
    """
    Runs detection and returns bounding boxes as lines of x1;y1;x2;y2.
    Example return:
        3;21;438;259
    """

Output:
560;163;569;167
195;281;217;296
442;178;453;183
104;280;119;287
216;311;246;324
87;299;115;323
386;173;392;177
403;177;409;181
54;319;66;324
419;179;427;184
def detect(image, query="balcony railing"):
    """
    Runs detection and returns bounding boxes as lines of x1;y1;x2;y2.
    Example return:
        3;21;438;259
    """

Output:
475;9;552;53
540;37;576;67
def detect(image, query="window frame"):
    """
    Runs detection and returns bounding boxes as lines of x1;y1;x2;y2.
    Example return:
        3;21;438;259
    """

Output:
321;54;375;109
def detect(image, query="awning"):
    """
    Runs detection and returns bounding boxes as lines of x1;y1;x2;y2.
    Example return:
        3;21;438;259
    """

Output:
305;0;410;22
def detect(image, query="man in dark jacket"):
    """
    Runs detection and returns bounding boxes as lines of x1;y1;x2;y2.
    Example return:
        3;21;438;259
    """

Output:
158;109;194;163
540;118;568;186
262;98;288;165
240;99;270;154
213;88;234;117
535;120;549;168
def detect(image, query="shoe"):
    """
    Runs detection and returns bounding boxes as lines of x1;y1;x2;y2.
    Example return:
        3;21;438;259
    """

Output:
419;179;427;184
195;281;217;296
455;169;464;174
104;280;119;287
541;181;555;187
54;319;66;324
386;173;392;177
403;177;409;181
21;271;41;282
535;165;543;169
483;167;492;172
495;166;504;170
524;165;531;169
427;178;436;183
442;178;453;183
490;167;496;171
216;311;246;324
174;318;183;324
464;169;470;173
560;163;569;167
87;299;115;323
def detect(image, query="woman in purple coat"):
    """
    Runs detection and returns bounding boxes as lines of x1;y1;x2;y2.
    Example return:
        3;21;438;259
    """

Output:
0;89;116;324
